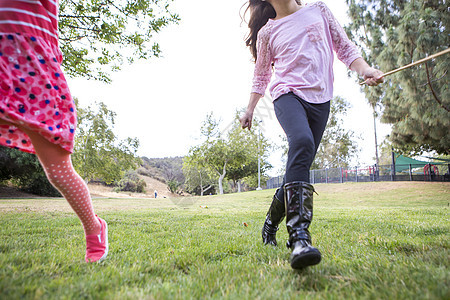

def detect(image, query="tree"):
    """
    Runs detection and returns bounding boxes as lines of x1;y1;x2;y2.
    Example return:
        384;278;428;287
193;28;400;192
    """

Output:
312;96;360;169
183;112;272;195
167;179;182;194
72;100;141;184
59;0;179;82
345;0;450;155
182;113;227;195
377;139;395;166
203;136;228;195
182;146;215;196
225;113;271;192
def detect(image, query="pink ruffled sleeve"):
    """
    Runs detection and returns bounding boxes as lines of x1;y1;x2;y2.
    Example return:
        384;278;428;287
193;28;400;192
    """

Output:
251;25;273;96
317;1;361;67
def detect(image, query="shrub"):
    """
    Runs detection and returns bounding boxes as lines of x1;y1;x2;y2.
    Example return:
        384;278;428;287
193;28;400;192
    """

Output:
0;147;60;197
114;170;146;193
167;179;181;194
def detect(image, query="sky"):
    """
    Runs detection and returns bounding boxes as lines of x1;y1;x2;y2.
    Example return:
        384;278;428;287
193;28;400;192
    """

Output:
67;0;391;176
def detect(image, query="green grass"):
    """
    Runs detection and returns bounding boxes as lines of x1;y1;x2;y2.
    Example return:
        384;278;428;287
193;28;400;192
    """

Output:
0;182;449;299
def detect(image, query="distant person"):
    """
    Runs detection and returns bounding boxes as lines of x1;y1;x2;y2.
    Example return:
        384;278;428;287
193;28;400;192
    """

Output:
240;0;383;269
154;190;158;198
0;0;108;263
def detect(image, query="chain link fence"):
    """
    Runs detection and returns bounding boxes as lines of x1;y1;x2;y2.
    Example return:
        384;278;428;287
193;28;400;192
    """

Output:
266;163;450;189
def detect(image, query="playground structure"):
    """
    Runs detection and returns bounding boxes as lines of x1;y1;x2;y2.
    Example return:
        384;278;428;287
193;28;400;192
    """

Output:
266;162;450;189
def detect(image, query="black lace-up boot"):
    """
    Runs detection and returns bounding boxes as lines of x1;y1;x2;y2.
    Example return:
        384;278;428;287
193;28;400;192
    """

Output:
261;189;285;246
284;181;321;269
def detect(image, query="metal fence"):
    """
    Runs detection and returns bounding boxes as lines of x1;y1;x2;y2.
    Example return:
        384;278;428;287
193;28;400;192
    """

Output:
266;163;450;189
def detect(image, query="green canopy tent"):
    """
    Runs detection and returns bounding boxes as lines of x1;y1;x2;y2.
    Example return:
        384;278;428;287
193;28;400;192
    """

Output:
394;154;431;172
421;156;450;163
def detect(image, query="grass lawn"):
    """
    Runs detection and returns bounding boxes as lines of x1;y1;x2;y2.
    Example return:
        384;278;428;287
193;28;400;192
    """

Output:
0;182;448;299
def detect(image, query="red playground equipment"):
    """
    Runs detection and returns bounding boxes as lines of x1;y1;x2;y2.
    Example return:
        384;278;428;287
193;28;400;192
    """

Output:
424;164;439;180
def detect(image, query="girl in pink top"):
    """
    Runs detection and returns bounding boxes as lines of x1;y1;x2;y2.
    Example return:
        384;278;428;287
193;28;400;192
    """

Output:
0;0;108;263
240;0;383;270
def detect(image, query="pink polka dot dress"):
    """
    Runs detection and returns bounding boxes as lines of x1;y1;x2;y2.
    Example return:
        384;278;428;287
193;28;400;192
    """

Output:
0;0;76;154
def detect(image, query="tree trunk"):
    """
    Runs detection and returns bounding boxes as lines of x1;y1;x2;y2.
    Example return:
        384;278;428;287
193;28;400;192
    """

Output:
199;172;204;196
237;180;241;193
218;162;227;195
203;185;213;195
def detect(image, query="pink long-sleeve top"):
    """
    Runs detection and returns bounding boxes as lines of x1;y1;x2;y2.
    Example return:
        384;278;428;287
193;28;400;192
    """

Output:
252;1;361;103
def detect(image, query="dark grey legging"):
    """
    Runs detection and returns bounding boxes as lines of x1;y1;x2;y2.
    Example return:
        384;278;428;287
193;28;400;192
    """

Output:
274;92;330;201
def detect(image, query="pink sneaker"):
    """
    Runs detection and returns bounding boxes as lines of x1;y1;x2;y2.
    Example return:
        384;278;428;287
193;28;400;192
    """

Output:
85;216;109;263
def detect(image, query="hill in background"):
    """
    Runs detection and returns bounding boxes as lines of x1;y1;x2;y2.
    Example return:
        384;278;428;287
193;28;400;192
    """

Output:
90;156;186;198
139;156;185;185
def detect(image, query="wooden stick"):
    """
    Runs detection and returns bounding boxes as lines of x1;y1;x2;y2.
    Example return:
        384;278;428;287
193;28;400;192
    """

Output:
360;48;450;85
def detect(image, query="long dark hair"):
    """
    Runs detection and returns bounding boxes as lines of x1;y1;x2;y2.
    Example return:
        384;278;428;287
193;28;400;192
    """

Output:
243;0;276;62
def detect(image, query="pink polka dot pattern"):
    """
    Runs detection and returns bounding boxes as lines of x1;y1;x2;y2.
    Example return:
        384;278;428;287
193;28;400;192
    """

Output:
44;159;101;235
0;34;76;154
